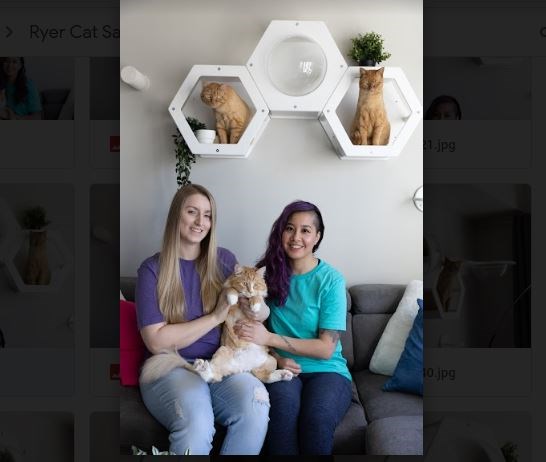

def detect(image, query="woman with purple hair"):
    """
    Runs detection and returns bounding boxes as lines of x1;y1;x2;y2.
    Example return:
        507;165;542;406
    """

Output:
235;200;352;455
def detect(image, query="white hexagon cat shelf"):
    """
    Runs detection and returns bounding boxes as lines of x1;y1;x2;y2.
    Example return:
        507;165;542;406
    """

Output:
320;66;422;159
0;197;20;264
169;65;270;158
168;21;421;160
246;20;347;119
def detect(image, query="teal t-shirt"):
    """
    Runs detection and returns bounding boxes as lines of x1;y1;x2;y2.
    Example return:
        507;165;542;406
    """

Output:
268;260;351;381
5;80;42;116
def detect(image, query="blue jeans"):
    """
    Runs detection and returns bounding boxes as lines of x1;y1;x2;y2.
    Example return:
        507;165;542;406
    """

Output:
139;368;270;455
265;372;352;455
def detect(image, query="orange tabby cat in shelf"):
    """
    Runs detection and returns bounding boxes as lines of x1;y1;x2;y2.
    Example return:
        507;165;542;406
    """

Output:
200;82;250;144
140;265;293;384
24;231;51;285
350;67;390;146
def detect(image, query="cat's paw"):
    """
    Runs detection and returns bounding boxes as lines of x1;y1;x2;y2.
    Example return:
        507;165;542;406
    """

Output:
193;359;215;382
250;302;261;313
279;369;293;381
226;292;238;306
192;358;208;372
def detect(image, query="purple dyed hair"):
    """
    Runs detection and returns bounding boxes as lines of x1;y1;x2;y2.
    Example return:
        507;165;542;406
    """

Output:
256;200;324;306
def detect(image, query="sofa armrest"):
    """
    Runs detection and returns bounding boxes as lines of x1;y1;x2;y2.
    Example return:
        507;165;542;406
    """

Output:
121;277;137;302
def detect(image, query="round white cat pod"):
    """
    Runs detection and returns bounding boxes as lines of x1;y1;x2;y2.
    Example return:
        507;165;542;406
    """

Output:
319;66;422;159
246;20;347;119
3;229;73;293
169;65;270;159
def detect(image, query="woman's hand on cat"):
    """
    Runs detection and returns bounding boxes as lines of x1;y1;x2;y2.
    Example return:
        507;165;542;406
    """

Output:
234;320;271;345
211;289;232;324
238;296;269;321
276;357;301;375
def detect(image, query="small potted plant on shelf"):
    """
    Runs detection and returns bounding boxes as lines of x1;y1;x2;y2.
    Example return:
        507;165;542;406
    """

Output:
20;205;51;285
173;117;206;188
348;31;391;67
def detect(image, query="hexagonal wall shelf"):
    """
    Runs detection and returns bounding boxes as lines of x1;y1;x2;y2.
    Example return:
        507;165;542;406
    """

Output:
0;197;21;265
169;65;270;158
430;265;465;320
4;230;73;293
319;66;422;159
246;20;347;119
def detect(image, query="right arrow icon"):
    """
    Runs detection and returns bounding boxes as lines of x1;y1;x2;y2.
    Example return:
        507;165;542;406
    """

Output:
5;26;13;38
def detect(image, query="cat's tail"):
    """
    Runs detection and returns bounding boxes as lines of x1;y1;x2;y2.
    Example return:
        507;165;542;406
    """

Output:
139;348;196;384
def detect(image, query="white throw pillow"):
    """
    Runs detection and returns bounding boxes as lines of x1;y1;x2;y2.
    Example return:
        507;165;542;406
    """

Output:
369;280;423;376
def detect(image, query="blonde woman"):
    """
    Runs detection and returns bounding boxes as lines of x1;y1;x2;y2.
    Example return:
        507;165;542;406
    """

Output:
136;184;269;455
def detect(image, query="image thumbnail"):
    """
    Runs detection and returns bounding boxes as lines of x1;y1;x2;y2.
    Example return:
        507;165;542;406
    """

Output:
424;57;531;120
0;57;74;120
90;58;120;120
424;412;530;461
90;184;119;347
0;412;73;461
424;184;531;348
0;184;74;348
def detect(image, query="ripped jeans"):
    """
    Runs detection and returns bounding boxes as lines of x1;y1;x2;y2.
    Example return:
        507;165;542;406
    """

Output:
139;367;270;455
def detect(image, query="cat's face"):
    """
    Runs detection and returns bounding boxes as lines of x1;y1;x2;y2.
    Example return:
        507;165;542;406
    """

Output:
201;82;228;108
359;68;384;93
227;265;267;298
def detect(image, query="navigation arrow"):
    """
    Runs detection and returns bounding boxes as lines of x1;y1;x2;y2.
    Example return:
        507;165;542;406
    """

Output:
5;26;13;38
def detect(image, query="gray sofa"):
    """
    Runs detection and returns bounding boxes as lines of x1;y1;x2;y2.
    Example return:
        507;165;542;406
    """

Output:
120;278;423;455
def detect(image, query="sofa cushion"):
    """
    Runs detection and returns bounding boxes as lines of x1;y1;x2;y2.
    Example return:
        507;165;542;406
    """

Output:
120;300;145;386
369;280;423;376
120;277;137;302
353;370;422;422
349;284;405;314
383;301;423;395
340;312;354;369
352;313;391;372
333;381;367;454
365;415;423;455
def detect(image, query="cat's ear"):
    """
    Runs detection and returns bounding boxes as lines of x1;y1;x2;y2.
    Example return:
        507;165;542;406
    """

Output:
360;68;366;76
377;67;385;76
256;266;266;278
202;81;210;88
233;264;243;274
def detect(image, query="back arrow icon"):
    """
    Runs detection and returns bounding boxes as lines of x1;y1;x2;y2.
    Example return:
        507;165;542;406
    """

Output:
5;26;13;38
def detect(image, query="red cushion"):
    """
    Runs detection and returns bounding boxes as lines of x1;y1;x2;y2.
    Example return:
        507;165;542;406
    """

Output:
120;300;145;386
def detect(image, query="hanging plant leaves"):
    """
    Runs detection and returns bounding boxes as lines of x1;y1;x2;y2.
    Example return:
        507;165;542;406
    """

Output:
173;117;206;188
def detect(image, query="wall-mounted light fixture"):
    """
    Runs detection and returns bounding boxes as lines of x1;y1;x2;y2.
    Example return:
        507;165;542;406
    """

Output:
413;185;423;212
120;66;150;91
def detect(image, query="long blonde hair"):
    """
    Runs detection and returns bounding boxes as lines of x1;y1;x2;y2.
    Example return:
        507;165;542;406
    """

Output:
157;184;224;323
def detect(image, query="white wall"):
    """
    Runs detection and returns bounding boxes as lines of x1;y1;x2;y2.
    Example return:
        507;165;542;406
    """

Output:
120;0;423;287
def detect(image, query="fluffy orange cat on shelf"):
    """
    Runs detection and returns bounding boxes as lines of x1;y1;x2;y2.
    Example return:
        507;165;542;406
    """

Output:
200;82;250;144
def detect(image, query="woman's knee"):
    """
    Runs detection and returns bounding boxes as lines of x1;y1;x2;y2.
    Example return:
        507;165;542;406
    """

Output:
236;376;270;418
215;374;270;424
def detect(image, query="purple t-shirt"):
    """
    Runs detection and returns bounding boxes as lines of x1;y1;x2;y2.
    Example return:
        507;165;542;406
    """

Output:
135;247;237;360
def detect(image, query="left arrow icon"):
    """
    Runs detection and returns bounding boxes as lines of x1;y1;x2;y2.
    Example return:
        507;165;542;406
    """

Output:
5;26;13;38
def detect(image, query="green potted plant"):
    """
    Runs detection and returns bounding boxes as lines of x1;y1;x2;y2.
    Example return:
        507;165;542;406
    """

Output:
172;117;206;188
348;31;391;66
21;205;50;230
